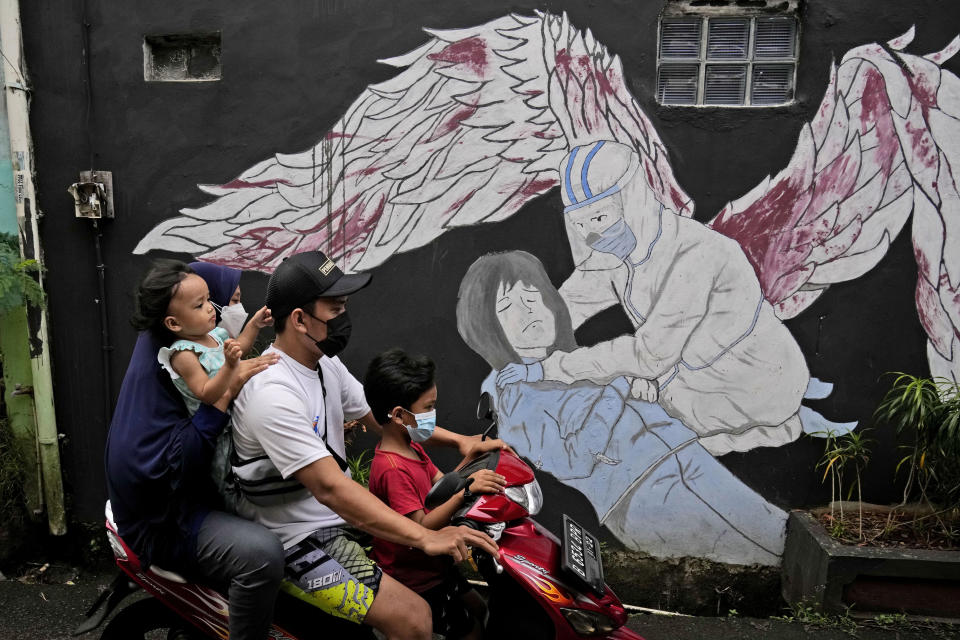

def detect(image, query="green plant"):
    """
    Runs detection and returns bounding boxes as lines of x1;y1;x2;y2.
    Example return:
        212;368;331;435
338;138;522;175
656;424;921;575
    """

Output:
875;372;960;538
815;429;872;540
0;233;44;315
0;417;25;532
772;601;858;636
871;612;908;626
347;450;371;487
825;516;846;539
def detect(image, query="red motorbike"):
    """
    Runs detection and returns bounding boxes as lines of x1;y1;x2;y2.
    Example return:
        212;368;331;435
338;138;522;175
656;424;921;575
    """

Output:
75;393;642;639
423;392;641;639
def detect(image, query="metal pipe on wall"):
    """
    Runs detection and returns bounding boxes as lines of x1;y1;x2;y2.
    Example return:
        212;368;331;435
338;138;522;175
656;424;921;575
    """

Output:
80;2;112;423
92;219;111;423
0;0;66;535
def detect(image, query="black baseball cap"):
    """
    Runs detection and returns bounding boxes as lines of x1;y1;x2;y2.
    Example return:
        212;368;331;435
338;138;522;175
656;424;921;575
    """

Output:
266;250;372;318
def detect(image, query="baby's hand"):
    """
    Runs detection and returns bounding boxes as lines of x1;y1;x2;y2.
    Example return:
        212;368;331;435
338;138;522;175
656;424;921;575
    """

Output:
223;339;242;366
467;469;506;495
252;306;273;329
630;378;659;403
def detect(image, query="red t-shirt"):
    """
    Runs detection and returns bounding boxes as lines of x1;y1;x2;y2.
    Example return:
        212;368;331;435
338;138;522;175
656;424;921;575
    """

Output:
369;442;449;592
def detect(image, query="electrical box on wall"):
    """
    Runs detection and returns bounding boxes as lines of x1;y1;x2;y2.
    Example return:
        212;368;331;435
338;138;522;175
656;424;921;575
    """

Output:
68;170;114;219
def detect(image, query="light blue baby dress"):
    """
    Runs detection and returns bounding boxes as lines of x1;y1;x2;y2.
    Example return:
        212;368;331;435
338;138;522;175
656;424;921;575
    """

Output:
157;327;230;415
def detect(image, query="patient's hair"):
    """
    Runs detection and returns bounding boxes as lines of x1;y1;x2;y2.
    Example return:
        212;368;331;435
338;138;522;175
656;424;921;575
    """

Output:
456;251;575;371
364;348;436;425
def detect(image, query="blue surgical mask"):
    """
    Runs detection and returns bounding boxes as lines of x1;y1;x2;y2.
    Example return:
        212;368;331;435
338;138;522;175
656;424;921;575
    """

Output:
403;409;436;443
586;218;637;261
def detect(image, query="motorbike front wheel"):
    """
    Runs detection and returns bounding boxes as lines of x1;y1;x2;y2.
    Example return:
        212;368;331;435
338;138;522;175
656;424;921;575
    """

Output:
99;597;200;640
483;572;554;640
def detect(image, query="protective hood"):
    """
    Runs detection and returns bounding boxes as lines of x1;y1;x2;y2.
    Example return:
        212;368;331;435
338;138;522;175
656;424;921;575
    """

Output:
560;140;675;268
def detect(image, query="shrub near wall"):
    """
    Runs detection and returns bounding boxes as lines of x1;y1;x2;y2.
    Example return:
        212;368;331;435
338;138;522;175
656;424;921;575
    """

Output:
0;416;26;569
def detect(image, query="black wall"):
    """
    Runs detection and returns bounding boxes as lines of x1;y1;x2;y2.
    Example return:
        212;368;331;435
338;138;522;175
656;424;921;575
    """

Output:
21;1;954;540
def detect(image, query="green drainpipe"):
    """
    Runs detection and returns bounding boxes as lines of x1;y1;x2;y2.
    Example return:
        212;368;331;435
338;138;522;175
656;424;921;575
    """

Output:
0;305;43;517
0;0;66;535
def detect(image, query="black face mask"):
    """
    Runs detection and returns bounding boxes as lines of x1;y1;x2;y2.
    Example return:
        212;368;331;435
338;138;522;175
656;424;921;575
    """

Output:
303;310;352;358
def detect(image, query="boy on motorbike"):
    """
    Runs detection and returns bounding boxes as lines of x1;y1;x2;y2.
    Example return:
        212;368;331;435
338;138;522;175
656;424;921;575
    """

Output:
364;348;507;640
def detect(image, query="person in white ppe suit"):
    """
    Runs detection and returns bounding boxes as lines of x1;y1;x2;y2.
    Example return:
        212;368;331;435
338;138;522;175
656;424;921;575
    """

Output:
497;140;821;456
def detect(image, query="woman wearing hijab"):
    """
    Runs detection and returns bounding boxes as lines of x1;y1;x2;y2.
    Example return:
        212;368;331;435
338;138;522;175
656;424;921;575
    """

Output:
105;261;283;640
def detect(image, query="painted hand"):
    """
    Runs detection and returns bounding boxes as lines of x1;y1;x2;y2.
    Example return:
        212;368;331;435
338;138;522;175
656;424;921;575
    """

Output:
496;361;544;387
630;378;659;402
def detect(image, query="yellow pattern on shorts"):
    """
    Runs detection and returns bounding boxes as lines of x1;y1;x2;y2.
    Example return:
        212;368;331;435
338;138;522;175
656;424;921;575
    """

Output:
282;528;381;625
281;576;375;625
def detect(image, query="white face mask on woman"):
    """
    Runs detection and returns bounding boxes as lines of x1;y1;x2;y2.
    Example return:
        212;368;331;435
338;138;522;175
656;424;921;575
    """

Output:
217;303;248;338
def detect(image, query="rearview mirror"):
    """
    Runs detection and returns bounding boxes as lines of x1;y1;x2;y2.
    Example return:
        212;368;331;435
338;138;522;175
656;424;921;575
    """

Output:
476;392;494;421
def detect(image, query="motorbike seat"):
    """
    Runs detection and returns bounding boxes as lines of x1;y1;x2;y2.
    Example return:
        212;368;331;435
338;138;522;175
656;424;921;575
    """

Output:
104;501;189;584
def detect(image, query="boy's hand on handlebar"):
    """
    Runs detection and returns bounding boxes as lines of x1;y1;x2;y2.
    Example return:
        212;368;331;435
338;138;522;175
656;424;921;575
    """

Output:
467;469;505;494
459;435;515;460
422;525;498;562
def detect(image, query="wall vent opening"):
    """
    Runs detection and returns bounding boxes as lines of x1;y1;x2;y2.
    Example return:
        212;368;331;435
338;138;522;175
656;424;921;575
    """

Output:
143;32;221;82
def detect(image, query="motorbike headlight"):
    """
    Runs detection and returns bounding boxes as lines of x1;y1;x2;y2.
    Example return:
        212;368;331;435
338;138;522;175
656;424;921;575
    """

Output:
503;479;543;515
560;608;617;636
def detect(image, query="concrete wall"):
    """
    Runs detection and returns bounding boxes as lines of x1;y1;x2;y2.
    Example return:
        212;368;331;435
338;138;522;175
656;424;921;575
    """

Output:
20;1;958;566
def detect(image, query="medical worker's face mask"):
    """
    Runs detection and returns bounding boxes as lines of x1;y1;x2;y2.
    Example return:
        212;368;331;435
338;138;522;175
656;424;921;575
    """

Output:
586;218;637;261
217;303;248;338
399;407;437;443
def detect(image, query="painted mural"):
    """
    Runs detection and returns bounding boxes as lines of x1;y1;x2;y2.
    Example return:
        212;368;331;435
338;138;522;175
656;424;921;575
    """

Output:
133;12;960;564
457;250;787;564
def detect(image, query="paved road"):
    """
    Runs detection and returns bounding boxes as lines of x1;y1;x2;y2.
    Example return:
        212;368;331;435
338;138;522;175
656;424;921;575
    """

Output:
1;562;957;639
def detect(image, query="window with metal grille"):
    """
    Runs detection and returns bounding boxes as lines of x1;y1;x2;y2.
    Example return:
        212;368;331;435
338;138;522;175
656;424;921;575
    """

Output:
657;8;798;107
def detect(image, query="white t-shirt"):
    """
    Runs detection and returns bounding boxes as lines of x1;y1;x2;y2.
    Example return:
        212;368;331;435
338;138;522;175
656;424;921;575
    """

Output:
231;344;370;547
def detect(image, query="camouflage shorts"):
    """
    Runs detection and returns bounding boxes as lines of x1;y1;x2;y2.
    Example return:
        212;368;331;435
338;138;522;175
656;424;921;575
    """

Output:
281;526;383;625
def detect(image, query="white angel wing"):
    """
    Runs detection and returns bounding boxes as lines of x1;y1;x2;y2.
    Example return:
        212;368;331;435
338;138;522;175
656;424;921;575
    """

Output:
707;29;960;382
134;12;691;273
134;15;960;381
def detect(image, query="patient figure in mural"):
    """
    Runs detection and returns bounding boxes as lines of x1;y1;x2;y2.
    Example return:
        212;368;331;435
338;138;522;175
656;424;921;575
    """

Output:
497;141;848;457
457;251;787;566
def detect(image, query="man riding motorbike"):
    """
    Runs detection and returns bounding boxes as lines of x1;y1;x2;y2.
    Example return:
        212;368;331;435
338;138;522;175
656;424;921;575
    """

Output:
230;249;503;640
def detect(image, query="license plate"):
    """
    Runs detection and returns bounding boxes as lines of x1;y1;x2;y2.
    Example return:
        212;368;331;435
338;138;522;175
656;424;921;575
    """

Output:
561;514;605;596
